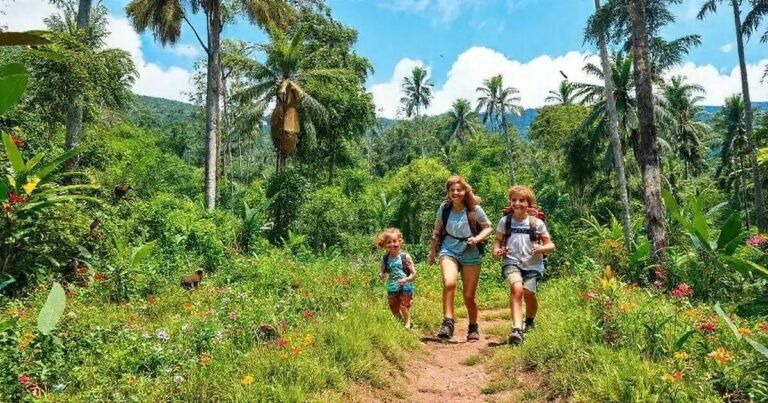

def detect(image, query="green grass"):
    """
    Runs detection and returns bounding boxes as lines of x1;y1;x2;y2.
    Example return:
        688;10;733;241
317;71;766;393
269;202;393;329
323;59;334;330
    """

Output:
461;354;481;366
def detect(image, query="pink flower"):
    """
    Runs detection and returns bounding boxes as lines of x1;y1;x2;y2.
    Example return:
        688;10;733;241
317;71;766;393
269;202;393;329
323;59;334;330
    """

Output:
747;235;765;246
303;309;314;319
275;338;288;348
18;375;29;384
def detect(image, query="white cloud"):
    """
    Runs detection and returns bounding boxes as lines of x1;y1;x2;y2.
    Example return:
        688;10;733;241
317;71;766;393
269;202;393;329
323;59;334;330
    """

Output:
1;0;193;102
168;43;202;58
370;46;768;119
435;0;461;23
681;0;705;21
377;0;430;12
719;43;734;53
665;60;768;105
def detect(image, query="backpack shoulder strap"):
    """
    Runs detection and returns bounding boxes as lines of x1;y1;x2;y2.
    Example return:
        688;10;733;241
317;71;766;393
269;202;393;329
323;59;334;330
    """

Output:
400;253;411;274
528;216;539;243
381;254;389;271
439;202;452;241
467;208;479;236
503;214;513;244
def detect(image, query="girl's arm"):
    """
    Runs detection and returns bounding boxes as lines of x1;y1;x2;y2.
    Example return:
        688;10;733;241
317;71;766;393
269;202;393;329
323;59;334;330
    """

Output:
532;235;555;254
378;259;388;279
428;218;442;265
467;221;493;244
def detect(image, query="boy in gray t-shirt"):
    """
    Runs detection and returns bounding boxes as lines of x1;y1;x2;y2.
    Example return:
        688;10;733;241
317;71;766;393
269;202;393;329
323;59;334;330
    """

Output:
492;186;555;345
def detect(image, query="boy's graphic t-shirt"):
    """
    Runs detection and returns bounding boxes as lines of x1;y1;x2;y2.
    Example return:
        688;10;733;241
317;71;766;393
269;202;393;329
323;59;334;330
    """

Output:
496;216;550;273
380;253;414;294
436;203;490;256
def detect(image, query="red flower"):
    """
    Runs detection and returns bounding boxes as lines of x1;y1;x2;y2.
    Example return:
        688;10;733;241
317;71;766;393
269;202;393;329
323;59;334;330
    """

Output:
699;321;716;332
8;193;27;205
303;309;314;319
66;290;77;298
275;338;288;348
18;375;30;384
604;299;613;308
279;320;289;329
148;296;156;305
12;137;25;149
76;266;88;275
94;273;106;282
579;290;597;302
671;283;693;299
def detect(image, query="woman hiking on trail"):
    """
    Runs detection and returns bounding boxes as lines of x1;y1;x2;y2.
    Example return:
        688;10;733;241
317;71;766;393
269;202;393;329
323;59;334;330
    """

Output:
428;175;493;341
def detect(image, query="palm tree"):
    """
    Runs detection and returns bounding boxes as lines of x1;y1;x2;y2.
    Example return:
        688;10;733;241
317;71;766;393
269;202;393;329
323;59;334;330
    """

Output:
744;0;768;79
448;98;476;145
64;0;93;161
234;27;334;173
588;0;632;252
125;0;293;210
715;95;753;226
627;0;668;273
545;80;577;105
658;76;709;179
399;66;433;118
476;74;523;184
699;0;767;231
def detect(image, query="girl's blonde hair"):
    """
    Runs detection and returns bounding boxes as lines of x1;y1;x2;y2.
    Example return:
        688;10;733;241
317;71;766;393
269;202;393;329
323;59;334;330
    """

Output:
375;228;404;248
503;185;537;215
444;175;479;211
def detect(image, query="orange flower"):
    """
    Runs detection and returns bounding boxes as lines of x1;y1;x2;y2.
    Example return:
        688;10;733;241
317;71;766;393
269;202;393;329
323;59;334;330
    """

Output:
292;346;302;355
661;372;683;383
66;290;77;298
94;273;107;282
183;302;193;311
619;302;635;313
199;353;212;365
148;296;156;305
757;322;768;334
738;327;754;337
708;347;733;364
303;335;314;346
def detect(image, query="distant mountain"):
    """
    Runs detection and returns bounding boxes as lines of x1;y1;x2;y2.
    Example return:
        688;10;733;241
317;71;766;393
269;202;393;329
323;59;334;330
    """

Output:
127;95;198;130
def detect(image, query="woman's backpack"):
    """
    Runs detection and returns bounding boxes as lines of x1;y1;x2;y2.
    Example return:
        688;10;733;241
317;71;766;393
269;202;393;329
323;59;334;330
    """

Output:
439;202;487;255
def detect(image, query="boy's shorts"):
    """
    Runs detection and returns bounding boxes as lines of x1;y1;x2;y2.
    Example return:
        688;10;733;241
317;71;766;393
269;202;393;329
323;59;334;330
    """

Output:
387;289;413;309
502;265;541;293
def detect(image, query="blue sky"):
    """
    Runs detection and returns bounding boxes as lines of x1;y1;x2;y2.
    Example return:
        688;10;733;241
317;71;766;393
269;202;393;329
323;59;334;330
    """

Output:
5;0;768;116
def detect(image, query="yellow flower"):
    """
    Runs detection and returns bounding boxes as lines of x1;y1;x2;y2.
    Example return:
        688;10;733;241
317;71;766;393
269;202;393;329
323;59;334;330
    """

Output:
303;335;314;346
241;375;254;385
18;332;34;349
661;372;683;383
708;347;733;364
22;176;40;195
738;327;754;337
674;351;689;361
619;302;635;313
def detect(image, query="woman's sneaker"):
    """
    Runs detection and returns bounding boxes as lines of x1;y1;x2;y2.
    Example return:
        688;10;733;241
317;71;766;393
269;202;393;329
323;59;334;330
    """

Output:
508;327;524;345
467;323;480;341
437;318;455;339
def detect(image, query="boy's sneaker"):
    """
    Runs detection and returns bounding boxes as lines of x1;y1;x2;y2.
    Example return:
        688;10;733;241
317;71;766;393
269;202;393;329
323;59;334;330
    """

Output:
467;323;480;341
437;318;455;339
524;318;535;333
508;327;524;345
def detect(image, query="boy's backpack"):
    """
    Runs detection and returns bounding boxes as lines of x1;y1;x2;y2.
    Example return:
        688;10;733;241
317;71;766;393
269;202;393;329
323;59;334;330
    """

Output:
502;214;540;246
381;253;412;275
439;202;487;255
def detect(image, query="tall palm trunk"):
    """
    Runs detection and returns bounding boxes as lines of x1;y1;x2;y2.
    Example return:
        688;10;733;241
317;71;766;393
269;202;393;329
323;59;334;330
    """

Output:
595;0;632;252
732;0;767;231
627;0;668;275
204;1;222;211
500;111;516;185
64;0;92;164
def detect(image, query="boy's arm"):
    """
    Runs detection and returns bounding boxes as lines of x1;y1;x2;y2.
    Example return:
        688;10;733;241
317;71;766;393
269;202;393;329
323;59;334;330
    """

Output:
533;234;555;254
492;231;506;260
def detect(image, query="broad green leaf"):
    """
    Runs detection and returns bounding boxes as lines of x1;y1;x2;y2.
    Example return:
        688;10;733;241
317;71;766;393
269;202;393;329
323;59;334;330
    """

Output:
130;241;156;268
745;337;768;360
715;302;741;341
37;283;66;336
717;212;742;252
691;197;710;243
26;48;63;61
2;132;25;173
0;275;15;290
36;148;80;182
0;181;7;200
629;240;651;268
25;152;45;172
674;329;695;350
722;256;768;279
662;189;682;220
0;64;28;115
0;31;50;46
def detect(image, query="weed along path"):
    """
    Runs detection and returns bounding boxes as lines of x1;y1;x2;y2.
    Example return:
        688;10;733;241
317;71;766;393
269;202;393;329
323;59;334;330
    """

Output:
397;308;533;403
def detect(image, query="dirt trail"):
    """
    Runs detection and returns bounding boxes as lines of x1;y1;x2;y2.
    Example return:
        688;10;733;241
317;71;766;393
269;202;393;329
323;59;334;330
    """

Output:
399;308;523;403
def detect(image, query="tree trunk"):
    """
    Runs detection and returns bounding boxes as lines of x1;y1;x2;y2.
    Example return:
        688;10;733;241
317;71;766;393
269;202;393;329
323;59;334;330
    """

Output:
64;0;92;163
732;0;766;231
627;0;668;276
595;0;632;252
204;2;222;211
500;111;516;185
